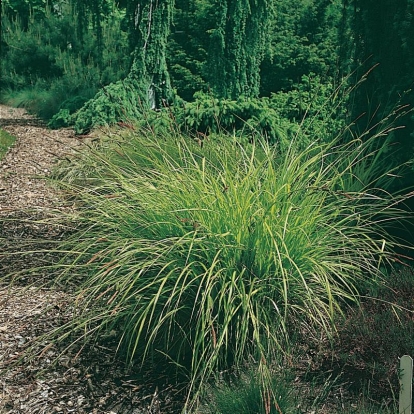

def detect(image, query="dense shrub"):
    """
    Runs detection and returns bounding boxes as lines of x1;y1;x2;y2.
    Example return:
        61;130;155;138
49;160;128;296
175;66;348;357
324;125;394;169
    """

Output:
72;74;347;148
170;75;347;150
71;78;149;133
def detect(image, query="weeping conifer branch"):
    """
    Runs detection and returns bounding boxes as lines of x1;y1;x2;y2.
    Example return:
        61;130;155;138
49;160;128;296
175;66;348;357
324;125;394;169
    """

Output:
129;0;174;110
73;0;175;133
209;0;273;99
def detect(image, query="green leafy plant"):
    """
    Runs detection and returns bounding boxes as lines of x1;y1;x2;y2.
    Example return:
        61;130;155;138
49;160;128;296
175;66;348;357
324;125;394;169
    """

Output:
72;78;147;133
0;128;16;160
128;75;347;151
48;109;72;129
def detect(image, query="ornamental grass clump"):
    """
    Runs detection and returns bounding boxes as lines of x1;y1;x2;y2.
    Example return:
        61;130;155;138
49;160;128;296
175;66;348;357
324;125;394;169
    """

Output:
48;125;409;406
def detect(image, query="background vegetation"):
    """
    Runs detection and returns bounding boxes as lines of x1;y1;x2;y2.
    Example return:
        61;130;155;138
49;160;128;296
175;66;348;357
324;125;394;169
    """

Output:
2;0;413;163
1;0;414;412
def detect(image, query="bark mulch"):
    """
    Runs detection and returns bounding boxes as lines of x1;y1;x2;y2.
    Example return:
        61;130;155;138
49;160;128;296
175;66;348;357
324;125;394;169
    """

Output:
0;106;184;414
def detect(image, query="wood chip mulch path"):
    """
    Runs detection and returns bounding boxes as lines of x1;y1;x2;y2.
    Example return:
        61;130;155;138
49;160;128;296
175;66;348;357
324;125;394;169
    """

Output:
0;106;183;414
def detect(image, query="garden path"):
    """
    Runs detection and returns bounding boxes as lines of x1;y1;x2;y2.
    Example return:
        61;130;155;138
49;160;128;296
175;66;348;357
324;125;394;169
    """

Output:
0;106;179;414
0;105;77;212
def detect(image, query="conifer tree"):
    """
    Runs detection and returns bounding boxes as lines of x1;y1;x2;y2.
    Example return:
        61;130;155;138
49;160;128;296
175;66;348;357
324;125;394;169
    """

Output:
129;0;173;110
208;0;272;99
340;0;414;178
341;0;413;104
73;0;174;133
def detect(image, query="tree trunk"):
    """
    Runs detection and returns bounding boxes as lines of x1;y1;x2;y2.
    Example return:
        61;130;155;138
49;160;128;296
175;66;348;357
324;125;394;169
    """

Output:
129;0;174;109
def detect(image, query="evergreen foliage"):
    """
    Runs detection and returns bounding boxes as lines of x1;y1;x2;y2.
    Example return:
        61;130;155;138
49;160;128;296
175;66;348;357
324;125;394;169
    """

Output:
340;0;414;174
0;0;130;120
166;0;210;101
162;75;347;150
261;0;342;94
72;79;144;133
207;0;272;99
72;0;175;133
129;0;174;109
2;0;48;27
1;0;352;135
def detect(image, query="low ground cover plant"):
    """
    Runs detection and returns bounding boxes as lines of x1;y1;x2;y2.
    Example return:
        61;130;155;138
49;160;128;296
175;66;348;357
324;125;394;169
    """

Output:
38;116;412;410
0;128;16;160
200;367;295;414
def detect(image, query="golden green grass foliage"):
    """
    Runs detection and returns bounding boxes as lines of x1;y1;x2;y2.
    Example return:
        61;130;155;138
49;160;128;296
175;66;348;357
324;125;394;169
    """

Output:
37;119;412;410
